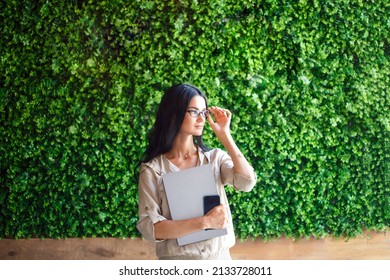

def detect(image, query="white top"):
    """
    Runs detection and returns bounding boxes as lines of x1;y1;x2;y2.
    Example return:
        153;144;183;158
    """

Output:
137;148;257;259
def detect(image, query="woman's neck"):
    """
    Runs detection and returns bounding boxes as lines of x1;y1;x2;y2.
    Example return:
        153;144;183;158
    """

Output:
166;135;197;160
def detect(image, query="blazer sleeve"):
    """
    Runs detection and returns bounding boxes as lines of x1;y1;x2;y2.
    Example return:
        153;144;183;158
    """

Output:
218;149;257;192
136;164;167;242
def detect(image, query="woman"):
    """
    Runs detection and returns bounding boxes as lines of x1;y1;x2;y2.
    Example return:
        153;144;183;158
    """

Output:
137;83;256;260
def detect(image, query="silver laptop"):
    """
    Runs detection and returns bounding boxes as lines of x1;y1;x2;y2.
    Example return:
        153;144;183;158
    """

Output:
162;164;228;246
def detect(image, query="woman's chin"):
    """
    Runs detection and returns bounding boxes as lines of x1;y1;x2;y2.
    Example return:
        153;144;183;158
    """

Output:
193;130;204;136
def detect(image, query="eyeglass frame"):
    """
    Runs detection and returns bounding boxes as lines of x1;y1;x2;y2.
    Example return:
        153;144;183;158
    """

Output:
186;109;210;118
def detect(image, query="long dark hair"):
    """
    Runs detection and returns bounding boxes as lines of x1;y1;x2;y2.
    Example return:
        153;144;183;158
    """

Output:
142;84;209;163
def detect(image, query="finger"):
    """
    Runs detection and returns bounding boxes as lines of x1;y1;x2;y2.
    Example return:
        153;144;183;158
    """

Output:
207;112;216;125
217;204;227;215
219;108;230;118
210;106;222;113
216;107;225;116
208;106;219;116
211;107;226;118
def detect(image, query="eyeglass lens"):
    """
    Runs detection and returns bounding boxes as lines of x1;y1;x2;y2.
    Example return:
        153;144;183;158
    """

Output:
188;109;209;118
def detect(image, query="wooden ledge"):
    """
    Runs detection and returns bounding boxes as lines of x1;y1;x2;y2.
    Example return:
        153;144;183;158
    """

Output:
0;231;388;260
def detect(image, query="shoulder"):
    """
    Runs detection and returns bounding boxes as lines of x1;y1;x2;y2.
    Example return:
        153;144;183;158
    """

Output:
204;147;228;157
203;147;230;162
140;156;164;176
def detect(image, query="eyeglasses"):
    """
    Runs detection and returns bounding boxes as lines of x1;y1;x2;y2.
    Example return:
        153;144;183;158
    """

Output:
187;109;210;118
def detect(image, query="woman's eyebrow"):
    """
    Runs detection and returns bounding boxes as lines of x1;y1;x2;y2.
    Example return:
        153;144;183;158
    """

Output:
187;106;207;110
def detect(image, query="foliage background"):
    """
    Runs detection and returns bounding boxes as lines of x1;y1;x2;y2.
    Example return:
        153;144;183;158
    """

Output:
0;0;389;240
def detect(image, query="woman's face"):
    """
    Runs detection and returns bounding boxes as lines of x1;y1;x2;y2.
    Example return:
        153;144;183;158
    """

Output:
180;95;208;136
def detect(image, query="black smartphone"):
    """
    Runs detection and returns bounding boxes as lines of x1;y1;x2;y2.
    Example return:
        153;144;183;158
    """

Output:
203;195;221;215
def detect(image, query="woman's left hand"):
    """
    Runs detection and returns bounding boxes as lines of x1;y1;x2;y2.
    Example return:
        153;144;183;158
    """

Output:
208;106;257;182
208;106;232;138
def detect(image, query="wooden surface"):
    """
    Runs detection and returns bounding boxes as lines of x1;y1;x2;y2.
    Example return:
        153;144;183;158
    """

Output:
0;231;388;260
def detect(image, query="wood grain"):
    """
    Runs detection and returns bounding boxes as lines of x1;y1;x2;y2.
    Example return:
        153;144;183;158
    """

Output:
231;231;390;260
0;231;388;260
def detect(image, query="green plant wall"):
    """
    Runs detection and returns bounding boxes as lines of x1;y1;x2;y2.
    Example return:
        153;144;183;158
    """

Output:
1;0;389;239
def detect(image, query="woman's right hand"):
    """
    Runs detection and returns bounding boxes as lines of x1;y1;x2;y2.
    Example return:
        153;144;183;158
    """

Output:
154;204;228;240
204;205;228;229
